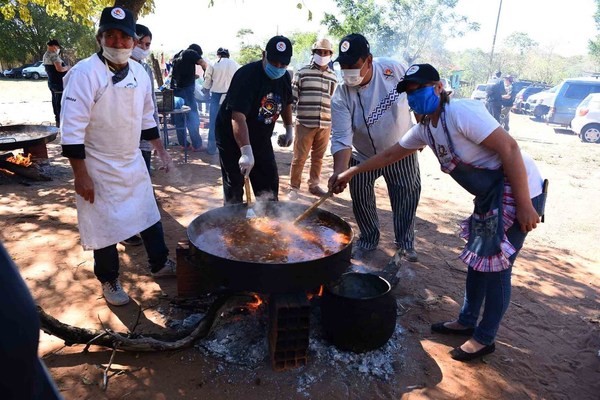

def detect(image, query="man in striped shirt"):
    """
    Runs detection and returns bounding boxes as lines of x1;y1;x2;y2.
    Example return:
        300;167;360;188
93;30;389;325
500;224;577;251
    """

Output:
287;38;338;199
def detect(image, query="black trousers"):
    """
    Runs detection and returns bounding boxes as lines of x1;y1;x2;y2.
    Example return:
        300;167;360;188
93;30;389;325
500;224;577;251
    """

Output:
217;139;279;205
50;90;62;127
93;221;169;282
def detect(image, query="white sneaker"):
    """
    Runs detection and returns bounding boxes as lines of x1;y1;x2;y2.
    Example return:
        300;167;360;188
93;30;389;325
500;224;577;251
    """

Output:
151;258;177;278
101;279;130;306
287;189;299;201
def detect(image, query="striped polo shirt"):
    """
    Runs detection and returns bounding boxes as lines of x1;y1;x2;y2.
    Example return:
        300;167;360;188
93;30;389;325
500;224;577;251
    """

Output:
292;63;338;128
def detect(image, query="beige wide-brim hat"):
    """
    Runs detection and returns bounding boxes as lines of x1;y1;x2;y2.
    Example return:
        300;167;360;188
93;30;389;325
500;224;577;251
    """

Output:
312;38;333;53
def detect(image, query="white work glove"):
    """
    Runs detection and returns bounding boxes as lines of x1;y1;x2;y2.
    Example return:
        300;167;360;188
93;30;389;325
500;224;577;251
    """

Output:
277;124;294;147
238;145;254;177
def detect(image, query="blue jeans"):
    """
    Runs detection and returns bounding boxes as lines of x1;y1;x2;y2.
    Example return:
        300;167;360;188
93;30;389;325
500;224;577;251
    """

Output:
208;92;224;154
174;85;202;149
172;96;188;147
93;221;169;281
457;193;546;345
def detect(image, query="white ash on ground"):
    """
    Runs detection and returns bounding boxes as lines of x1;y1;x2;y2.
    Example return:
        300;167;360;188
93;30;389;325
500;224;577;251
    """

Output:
166;299;407;381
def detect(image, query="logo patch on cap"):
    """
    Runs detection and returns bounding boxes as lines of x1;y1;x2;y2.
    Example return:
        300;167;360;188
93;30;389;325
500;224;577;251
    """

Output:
340;41;350;53
276;41;286;52
111;7;126;19
406;65;419;75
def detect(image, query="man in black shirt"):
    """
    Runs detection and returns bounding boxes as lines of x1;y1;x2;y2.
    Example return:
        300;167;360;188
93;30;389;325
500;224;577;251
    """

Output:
501;75;516;131
485;70;505;123
171;43;206;150
43;39;70;127
215;35;294;205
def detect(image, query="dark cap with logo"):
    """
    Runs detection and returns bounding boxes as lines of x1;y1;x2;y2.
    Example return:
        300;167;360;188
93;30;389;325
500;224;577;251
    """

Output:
99;6;136;38
47;39;61;47
265;36;292;65
335;33;370;66
396;64;441;94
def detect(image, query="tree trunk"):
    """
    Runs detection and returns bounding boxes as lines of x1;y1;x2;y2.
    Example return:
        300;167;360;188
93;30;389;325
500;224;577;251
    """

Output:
113;0;147;19
37;294;236;352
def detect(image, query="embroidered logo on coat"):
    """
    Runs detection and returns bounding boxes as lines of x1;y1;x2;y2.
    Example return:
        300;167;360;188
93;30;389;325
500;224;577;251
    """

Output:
383;68;394;79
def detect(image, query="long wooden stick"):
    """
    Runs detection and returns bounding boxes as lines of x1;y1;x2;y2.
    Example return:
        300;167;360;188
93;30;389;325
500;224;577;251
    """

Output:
244;177;252;206
293;190;333;224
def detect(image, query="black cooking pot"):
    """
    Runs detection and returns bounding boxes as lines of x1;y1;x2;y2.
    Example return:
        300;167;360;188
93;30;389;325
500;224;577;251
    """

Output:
321;272;397;353
187;201;353;294
0;125;59;151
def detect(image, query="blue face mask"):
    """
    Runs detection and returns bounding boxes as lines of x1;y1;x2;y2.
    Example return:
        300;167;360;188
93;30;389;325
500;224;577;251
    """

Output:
407;86;440;115
264;61;287;80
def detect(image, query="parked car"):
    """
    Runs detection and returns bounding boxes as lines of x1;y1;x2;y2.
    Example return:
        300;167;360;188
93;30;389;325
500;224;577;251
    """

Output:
22;61;47;80
513;86;550;113
470;84;487;101
570;92;600;143
524;85;559;120
3;63;34;78
545;77;600;126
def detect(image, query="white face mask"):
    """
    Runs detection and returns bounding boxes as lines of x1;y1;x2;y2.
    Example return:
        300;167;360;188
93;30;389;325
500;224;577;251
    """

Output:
102;46;132;64
131;46;150;61
341;68;363;87
313;54;331;67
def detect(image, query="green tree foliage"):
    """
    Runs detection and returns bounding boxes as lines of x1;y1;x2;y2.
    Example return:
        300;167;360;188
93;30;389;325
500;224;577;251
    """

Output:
0;3;96;65
589;0;600;66
235;28;263;65
0;0;153;23
504;32;538;56
288;31;318;68
323;0;479;65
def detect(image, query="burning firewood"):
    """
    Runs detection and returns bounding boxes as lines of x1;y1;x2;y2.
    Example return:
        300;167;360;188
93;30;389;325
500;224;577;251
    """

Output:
0;152;51;181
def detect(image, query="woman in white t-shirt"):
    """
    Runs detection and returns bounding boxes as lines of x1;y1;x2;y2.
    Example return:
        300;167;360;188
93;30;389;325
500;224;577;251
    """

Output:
329;64;547;362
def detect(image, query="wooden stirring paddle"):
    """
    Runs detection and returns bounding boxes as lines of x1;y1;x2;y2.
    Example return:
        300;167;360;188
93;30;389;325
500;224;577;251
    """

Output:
245;177;257;218
293;189;334;224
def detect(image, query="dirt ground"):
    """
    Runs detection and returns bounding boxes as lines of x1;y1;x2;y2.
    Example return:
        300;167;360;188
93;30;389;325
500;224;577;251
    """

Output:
1;79;599;400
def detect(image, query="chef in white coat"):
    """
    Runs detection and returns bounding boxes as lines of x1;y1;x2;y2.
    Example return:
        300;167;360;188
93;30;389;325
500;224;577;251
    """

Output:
61;6;176;306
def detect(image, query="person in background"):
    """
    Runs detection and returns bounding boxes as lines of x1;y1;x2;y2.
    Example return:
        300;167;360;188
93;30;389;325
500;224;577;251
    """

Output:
0;242;62;399
331;63;546;362
130;23;160;173
60;6;176;307
287;38;337;200
501;75;516;131
43;39;69;127
170;43;207;151
120;23;161;247
215;35;294;204
203;47;239;155
485;70;504;123
328;33;421;262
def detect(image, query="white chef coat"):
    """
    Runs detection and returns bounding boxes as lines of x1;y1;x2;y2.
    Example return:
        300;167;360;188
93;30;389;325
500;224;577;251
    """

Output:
60;54;160;250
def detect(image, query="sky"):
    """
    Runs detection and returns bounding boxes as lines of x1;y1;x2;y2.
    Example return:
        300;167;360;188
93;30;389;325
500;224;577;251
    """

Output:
137;0;598;62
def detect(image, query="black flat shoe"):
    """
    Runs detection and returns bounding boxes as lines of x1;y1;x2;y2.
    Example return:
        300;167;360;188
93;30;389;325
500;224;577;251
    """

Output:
431;321;475;336
450;343;496;362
